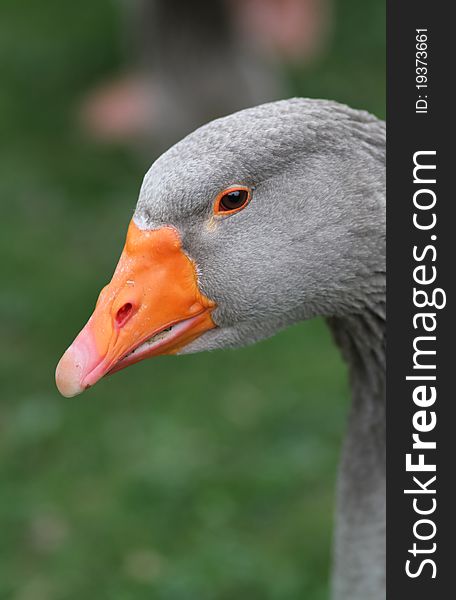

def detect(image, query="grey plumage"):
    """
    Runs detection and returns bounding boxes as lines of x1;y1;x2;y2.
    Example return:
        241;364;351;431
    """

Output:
134;98;386;600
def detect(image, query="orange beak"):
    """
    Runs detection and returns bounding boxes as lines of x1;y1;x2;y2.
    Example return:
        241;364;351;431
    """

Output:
55;221;216;397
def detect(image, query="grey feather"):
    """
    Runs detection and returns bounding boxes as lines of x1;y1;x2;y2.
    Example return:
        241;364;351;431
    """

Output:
134;98;386;600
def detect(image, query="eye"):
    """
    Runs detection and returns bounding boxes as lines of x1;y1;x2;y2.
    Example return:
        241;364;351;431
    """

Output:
214;186;252;216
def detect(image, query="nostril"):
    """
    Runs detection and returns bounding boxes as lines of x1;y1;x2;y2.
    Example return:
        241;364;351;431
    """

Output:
115;302;134;328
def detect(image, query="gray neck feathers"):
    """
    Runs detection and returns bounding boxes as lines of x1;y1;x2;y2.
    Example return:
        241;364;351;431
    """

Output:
328;308;385;600
322;108;385;600
328;303;385;405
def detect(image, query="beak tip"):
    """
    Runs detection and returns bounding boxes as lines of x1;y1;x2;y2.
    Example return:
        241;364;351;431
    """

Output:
55;325;104;398
55;347;87;398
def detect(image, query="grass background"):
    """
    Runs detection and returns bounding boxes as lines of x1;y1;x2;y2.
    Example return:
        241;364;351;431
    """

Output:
0;1;384;599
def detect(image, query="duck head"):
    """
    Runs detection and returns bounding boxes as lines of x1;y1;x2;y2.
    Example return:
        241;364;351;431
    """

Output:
56;99;385;397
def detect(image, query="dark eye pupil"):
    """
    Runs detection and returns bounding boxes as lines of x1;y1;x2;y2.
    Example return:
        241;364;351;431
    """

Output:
220;189;248;211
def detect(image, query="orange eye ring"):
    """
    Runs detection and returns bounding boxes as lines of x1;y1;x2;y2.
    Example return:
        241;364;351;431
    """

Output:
213;185;252;216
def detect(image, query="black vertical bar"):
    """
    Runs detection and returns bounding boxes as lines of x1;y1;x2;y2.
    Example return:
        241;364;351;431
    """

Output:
387;1;453;597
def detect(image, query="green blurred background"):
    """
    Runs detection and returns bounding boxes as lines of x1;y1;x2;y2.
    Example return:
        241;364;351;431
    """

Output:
0;1;384;599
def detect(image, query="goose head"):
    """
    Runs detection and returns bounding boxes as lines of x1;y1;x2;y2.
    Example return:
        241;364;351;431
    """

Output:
56;99;385;397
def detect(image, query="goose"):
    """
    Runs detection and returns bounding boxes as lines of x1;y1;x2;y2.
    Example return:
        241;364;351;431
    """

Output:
56;98;385;600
